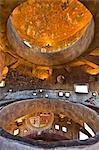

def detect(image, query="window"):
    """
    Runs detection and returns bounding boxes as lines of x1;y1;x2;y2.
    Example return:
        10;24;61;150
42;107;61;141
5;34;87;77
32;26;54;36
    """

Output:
13;128;20;136
62;127;67;133
55;124;60;130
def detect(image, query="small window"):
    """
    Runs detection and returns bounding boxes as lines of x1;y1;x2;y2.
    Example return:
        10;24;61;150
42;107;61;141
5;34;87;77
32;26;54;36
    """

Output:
0;80;5;88
74;84;89;94
13;128;20;136
58;92;64;97
79;131;88;140
23;40;32;48
65;92;70;98
33;92;37;96
39;89;43;93
84;123;95;137
92;92;97;97
62;127;67;133
45;94;49;98
55;124;59;130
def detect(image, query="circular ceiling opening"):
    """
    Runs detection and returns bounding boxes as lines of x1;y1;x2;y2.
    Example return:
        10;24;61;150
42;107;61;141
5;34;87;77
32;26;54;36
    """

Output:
7;0;94;66
10;0;92;50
